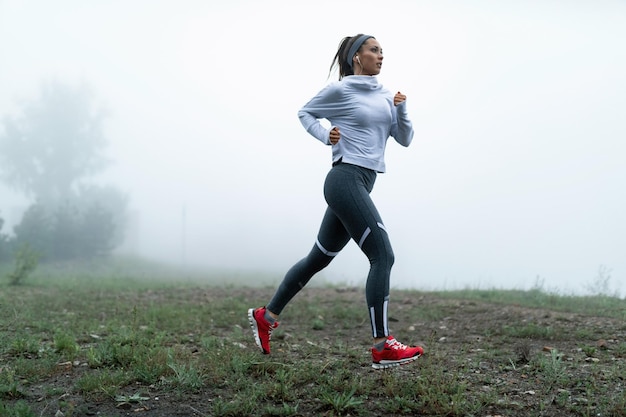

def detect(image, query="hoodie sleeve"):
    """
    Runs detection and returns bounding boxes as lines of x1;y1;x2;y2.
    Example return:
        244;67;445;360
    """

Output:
297;83;345;145
390;101;414;147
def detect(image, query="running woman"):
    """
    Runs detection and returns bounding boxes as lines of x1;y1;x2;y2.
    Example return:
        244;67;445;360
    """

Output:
248;34;424;369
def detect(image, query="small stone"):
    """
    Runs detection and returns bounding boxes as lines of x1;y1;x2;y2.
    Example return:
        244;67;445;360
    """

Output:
56;362;72;372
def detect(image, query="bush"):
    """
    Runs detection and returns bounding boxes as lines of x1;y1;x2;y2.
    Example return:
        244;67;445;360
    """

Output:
6;243;39;286
0;216;10;262
11;198;122;261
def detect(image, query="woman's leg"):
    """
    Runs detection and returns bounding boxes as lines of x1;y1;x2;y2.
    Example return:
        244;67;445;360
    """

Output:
249;170;352;355
322;164;394;339
266;207;351;316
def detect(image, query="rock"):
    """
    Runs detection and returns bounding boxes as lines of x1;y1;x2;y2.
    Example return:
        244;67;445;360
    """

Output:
56;362;72;372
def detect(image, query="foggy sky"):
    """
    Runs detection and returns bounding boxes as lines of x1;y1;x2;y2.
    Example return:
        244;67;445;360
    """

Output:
1;0;625;296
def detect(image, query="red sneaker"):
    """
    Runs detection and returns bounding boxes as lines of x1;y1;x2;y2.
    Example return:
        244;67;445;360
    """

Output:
371;336;423;369
248;307;279;354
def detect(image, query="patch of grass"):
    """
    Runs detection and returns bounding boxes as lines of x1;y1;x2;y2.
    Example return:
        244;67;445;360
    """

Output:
502;322;557;339
532;348;569;389
166;361;205;392
320;387;364;415
0;399;35;417
53;332;80;359
0;369;23;400
8;336;40;357
75;369;132;399
0;258;625;416
432;287;625;319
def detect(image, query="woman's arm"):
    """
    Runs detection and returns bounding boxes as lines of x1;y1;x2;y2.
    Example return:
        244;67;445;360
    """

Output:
391;92;414;147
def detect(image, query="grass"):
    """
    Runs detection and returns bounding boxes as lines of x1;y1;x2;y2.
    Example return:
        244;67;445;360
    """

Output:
0;258;625;416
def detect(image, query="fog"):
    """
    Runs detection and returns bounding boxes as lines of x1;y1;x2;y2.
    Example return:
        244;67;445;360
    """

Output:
1;0;625;295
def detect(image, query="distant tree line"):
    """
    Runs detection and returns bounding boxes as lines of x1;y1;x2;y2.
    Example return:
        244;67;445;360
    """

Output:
0;80;127;262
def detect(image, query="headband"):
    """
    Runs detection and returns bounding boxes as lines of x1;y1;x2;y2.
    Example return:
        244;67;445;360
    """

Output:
347;35;374;69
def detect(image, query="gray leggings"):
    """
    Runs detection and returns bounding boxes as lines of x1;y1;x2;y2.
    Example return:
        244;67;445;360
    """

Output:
267;162;394;338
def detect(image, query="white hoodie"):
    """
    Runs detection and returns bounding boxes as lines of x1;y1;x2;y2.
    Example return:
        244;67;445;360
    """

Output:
298;75;414;173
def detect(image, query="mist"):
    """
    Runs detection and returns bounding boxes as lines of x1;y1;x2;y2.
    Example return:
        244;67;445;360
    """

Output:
1;0;624;296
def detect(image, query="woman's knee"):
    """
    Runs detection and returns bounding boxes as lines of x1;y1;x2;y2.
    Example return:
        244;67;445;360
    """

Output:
364;240;394;269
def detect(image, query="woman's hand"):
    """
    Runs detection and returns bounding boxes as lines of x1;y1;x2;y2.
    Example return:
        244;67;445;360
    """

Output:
394;91;407;106
329;127;341;145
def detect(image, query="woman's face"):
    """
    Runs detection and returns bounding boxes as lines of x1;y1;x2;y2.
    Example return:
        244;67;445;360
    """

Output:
354;38;383;76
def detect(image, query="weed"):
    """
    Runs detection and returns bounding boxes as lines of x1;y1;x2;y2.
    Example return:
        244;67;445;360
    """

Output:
615;342;626;358
503;322;555;339
8;337;39;357
312;317;325;330
0;369;22;400
0;399;35;417
584;265;614;296
5;244;39;286
166;361;204;392
320;387;363;415
115;392;149;405
261;402;300;416
574;327;597;340
53;332;79;359
211;396;257;417
517;341;534;365
533;349;568;389
581;345;596;357
75;369;130;399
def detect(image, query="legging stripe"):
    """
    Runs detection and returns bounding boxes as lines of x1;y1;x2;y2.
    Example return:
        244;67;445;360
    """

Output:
358;227;371;248
382;298;389;335
370;299;390;338
315;239;340;257
369;306;377;337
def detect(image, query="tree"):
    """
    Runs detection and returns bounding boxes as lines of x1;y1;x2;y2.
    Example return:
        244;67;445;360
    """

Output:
75;184;128;253
0;80;127;260
0;80;108;205
11;204;51;259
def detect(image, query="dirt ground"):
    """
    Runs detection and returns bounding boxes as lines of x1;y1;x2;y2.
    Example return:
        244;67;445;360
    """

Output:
16;287;626;416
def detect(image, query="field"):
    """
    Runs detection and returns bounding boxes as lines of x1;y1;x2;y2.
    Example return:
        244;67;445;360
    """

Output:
1;260;625;417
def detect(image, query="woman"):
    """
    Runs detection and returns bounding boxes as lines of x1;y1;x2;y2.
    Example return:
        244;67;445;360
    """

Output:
248;34;423;369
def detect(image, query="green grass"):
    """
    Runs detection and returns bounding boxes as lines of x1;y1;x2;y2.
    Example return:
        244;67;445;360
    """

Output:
431;286;626;319
0;258;625;416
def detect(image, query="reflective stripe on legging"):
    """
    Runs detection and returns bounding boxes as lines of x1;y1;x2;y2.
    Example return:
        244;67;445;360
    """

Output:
369;297;389;338
358;222;387;249
315;239;340;257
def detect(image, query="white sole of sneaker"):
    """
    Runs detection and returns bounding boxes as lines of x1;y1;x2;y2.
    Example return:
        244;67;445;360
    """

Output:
247;308;265;353
372;354;421;370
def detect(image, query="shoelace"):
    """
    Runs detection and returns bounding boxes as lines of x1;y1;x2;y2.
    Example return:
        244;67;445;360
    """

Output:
386;338;409;350
266;322;278;340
